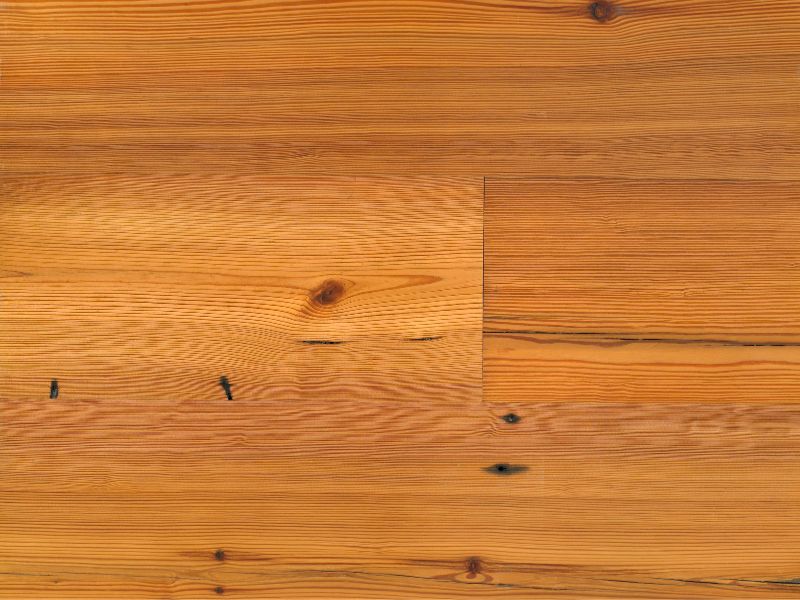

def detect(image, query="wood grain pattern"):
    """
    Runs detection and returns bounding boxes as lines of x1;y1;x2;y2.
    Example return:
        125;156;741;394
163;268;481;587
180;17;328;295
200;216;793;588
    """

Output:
2;1;799;177
0;175;485;597
485;332;800;404
483;176;800;599
485;179;800;338
0;175;482;402
5;404;800;598
3;0;800;598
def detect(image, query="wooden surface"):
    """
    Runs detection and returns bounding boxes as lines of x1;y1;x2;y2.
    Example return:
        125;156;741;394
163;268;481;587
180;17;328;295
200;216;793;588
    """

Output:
485;179;800;338
0;175;482;402
1;175;486;599
2;0;800;598
484;178;800;598
2;0;799;178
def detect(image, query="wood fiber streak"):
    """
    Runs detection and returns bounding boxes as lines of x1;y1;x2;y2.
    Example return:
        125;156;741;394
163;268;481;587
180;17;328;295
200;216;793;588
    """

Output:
2;1;799;176
485;333;800;404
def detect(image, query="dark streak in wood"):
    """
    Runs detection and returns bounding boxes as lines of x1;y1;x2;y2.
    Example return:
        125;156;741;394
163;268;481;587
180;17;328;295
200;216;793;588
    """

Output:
484;463;528;476
484;330;800;347
736;578;800;586
301;339;345;345
406;336;442;342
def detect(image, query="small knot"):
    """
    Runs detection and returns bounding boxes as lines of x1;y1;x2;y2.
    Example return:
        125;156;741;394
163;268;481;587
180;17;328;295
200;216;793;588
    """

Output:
214;586;225;595
502;413;520;424
588;0;615;22
214;549;225;561
310;279;345;307
50;379;59;399
466;556;482;579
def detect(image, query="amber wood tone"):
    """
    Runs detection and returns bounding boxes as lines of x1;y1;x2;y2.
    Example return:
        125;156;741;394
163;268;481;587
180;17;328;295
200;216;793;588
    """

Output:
0;175;486;598
2;0;799;178
484;177;800;598
0;175;482;402
3;0;800;598
485;179;800;338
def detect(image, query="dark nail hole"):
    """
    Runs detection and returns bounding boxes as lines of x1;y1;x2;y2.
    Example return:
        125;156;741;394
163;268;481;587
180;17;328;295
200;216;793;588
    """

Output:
214;549;225;561
484;463;528;476
219;376;233;401
50;379;59;399
502;413;520;424
214;586;224;595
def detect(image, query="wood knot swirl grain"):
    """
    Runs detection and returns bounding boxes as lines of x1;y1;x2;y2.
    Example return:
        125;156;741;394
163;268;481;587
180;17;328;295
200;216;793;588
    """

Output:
451;556;494;583
588;1;615;22
310;279;346;307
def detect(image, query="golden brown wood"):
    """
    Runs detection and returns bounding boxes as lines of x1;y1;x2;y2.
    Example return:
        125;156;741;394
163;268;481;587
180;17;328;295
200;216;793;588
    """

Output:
486;179;800;338
486;332;800;404
3;0;800;598
2;1;799;177
0;175;482;402
6;403;800;598
0;175;486;598
484;177;800;598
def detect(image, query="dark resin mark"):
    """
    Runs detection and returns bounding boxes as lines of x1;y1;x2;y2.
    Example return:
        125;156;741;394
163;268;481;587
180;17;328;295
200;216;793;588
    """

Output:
310;279;345;307
502;413;520;424
485;329;800;348
588;0;615;22
214;586;225;595
301;339;344;345
407;336;442;342
485;463;528;476
49;379;59;399
219;376;233;401
465;556;482;579
214;549;225;561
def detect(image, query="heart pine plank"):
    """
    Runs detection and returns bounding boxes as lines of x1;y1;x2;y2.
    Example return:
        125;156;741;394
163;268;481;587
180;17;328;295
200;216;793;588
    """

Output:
0;175;486;597
2;0;798;177
4;407;800;597
485;333;800;404
0;175;482;402
485;178;800;338
3;0;800;598
483;176;800;598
